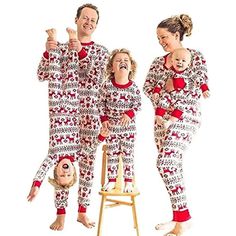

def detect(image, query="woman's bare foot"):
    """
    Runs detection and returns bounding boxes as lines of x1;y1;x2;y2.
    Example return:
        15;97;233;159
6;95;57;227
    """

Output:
49;214;65;231
155;220;175;230
66;27;77;40
77;213;95;228
46;28;57;41
164;221;191;236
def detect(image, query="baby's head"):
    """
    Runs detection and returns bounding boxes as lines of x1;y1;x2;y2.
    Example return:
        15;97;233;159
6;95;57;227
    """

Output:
171;48;191;72
49;157;77;189
106;48;137;80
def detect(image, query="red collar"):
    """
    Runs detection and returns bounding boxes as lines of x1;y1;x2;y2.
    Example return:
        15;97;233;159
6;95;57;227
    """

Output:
111;78;133;89
58;156;75;162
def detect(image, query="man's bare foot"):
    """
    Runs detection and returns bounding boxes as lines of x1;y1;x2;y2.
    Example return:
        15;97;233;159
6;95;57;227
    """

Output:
49;214;65;231
164;221;191;236
66;27;77;40
155;220;175;230
77;213;95;228
46;28;57;41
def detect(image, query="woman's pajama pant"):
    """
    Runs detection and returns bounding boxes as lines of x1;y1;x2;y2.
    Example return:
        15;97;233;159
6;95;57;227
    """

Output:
154;118;199;222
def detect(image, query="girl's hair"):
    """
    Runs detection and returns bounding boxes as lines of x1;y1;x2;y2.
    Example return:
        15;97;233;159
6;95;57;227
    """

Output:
76;3;99;23
157;14;193;41
106;48;137;81
48;166;77;189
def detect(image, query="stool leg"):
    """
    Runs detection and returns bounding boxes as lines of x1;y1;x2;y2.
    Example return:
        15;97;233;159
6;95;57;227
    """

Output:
131;196;139;236
97;195;106;236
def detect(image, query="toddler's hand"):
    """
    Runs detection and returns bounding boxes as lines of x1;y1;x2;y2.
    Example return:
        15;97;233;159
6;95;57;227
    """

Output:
27;186;39;202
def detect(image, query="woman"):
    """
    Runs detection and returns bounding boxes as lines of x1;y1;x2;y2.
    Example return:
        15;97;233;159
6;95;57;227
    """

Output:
143;14;210;236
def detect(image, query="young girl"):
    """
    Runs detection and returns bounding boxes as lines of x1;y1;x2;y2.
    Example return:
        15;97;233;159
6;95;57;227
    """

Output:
98;48;141;193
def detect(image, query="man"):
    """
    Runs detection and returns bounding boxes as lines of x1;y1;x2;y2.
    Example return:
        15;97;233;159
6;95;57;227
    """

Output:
36;3;109;230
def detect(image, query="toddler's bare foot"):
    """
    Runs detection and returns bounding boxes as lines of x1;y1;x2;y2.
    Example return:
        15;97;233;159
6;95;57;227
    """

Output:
46;28;57;41
49;214;65;231
66;27;77;40
124;182;133;193
77;213;95;228
102;182;116;191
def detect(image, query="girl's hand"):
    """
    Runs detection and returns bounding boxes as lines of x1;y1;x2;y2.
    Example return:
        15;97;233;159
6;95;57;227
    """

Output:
102;121;110;130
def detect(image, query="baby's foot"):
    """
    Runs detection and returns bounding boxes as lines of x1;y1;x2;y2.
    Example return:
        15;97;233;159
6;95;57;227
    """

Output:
77;213;95;228
66;27;77;40
102;182;116;191
46;28;57;41
124;182;133;193
49;214;65;231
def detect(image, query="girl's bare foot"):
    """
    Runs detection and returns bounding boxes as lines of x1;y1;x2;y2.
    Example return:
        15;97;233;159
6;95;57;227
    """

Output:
49;214;65;231
124;182;133;193
46;28;57;41
66;27;77;40
77;213;95;228
102;182;116;191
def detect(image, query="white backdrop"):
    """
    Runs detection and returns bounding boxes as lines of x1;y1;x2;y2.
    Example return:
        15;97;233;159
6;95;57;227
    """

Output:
1;0;235;236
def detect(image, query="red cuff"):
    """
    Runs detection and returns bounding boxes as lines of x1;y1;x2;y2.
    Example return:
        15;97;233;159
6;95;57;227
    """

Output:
43;51;49;59
173;210;191;222
98;134;106;142
32;180;41;187
108;178;116;182
155;107;166;116
153;86;161;94
78;48;87;60
124;178;132;182
125;110;135;119
200;84;209;92
171;109;183;119
57;208;66;215
100;115;109;123
78;205;87;213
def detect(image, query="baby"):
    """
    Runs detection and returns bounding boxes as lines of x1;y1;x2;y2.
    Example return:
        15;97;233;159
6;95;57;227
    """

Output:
155;48;210;128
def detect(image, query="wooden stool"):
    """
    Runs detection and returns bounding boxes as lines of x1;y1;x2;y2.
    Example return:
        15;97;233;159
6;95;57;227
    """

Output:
97;145;140;236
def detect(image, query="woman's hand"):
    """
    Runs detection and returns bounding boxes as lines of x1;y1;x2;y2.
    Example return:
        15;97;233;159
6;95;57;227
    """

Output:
120;114;131;127
203;90;210;98
165;78;174;92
